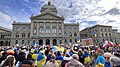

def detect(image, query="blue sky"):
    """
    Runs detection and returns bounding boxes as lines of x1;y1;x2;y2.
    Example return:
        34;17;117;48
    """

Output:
0;0;120;31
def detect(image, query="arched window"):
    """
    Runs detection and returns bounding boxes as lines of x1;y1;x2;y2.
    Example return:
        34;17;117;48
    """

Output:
105;33;107;37
28;40;30;44
59;28;62;34
65;39;67;43
15;40;18;44
34;27;37;34
64;32;67;36
74;33;77;36
28;32;30;37
46;26;50;33
75;39;77;42
109;33;111;37
59;40;62;44
22;40;24;44
22;32;25;38
102;33;104;37
39;26;44;33
15;32;19;37
16;27;20;31
70;39;72;42
52;27;57;33
69;32;72;37
28;27;31;31
22;27;26;31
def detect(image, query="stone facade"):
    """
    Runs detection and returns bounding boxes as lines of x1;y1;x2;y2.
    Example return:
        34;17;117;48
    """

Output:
0;26;11;46
80;25;119;45
10;1;79;46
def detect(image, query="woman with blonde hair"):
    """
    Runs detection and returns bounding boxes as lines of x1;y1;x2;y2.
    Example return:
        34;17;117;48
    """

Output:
46;54;59;67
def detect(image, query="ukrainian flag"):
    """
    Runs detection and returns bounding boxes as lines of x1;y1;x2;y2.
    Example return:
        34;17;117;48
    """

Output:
37;54;46;67
77;37;80;43
93;32;97;37
83;53;90;65
96;55;105;67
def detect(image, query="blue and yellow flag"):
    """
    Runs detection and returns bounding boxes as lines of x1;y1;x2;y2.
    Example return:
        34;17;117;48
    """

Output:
77;37;80;42
37;54;46;67
93;32;97;37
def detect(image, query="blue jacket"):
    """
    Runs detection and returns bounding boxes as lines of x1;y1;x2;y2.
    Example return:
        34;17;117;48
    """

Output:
105;62;112;67
56;55;63;60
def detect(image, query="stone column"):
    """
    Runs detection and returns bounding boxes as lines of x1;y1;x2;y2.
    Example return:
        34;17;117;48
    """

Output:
37;22;39;36
62;38;64;44
57;22;58;36
50;39;53;46
50;22;52;36
31;21;34;36
62;21;64;36
43;39;45;45
57;38;59;45
44;22;46;35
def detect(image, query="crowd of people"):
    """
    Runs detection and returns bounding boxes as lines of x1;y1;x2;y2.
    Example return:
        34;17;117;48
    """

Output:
0;44;120;67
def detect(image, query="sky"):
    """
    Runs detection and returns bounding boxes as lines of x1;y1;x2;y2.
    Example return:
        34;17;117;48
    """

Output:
0;0;120;31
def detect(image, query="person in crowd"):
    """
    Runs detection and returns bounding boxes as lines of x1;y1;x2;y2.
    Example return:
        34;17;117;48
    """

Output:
83;49;90;67
0;51;7;64
96;49;105;67
55;51;63;67
104;52;112;67
78;49;84;64
69;48;73;56
1;55;15;67
61;53;72;67
90;50;96;67
46;54;59;67
63;48;67;56
20;54;35;67
1;49;15;67
45;45;51;56
110;52;120;67
17;49;26;67
46;50;54;62
66;54;85;67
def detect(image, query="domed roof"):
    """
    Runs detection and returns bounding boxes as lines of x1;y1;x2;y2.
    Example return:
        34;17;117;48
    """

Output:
40;1;57;14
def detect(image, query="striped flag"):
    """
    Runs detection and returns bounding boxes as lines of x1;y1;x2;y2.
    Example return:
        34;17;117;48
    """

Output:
93;32;97;37
77;37;80;42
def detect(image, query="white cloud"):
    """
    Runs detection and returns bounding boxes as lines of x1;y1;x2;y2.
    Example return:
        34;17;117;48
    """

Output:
0;11;12;22
0;11;13;29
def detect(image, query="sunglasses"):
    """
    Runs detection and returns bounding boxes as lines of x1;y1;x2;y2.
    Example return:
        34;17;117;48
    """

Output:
105;57;109;59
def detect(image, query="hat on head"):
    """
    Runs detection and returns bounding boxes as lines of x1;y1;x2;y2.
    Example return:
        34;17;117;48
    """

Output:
72;54;79;60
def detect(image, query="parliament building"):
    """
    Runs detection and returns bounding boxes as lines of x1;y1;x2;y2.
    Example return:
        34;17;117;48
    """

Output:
9;1;79;46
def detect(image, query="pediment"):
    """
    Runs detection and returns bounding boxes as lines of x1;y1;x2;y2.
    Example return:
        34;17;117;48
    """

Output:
30;13;64;20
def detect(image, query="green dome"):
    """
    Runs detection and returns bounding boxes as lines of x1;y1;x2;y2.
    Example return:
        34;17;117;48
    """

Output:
40;1;57;13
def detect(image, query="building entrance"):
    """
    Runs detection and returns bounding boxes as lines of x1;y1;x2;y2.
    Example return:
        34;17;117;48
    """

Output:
39;39;43;45
53;39;57;45
46;39;50;45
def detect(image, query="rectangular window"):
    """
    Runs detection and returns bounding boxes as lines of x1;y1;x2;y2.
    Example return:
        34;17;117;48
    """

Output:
105;29;106;32
101;29;103;32
108;29;110;32
28;40;30;44
22;40;24;44
15;40;18;44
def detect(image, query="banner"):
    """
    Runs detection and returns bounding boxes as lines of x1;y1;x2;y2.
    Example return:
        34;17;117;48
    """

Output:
82;38;93;46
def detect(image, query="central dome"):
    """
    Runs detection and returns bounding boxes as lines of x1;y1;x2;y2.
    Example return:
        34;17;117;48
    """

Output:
40;1;57;15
